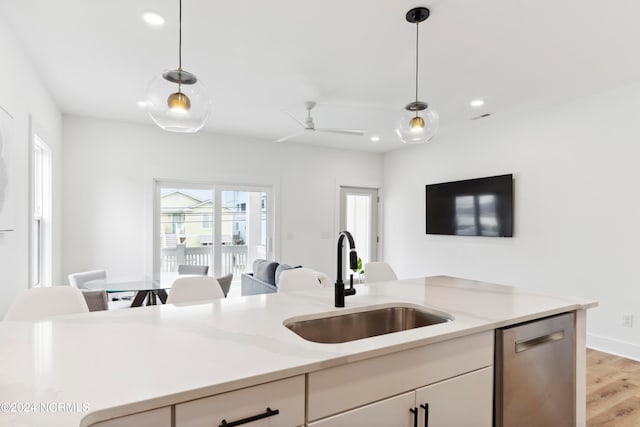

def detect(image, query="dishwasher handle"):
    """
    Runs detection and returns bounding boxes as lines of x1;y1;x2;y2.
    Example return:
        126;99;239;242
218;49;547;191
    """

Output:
515;330;565;353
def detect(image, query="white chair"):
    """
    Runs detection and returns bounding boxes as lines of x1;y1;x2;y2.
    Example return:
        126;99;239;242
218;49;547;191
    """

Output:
278;268;325;292
68;269;106;290
81;290;109;311
68;269;119;308
4;287;89;321
167;276;225;304
364;262;398;284
314;271;332;288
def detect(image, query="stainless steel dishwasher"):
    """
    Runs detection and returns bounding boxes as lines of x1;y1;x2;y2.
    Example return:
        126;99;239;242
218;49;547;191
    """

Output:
495;312;575;427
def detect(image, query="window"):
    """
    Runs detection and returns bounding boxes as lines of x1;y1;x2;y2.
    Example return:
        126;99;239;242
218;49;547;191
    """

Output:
202;213;212;229
154;182;274;298
158;186;213;272
171;213;186;236
31;135;51;287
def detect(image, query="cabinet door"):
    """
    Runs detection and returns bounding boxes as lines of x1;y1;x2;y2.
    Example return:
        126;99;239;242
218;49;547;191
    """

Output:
88;407;171;427
308;331;493;421
175;376;304;427
308;391;415;427
414;367;493;427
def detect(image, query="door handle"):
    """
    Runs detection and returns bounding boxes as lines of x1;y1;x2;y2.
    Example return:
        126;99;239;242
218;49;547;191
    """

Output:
219;407;279;427
420;403;429;427
515;330;565;353
409;407;418;427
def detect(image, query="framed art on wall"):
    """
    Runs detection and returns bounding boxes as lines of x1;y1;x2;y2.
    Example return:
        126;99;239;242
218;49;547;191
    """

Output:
0;105;14;232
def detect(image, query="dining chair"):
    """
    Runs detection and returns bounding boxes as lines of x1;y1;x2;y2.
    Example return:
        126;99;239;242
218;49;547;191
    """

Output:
68;268;124;306
364;262;398;283
166;276;225;304
81;289;109;311
177;264;209;276
314;271;332;288
4;286;89;321
215;273;233;297
68;269;107;289
278;268;325;292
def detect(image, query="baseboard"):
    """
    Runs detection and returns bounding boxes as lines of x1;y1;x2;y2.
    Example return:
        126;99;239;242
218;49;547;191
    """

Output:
587;333;640;362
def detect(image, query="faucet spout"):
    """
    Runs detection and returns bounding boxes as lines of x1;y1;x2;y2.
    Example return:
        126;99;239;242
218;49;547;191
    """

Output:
335;230;358;307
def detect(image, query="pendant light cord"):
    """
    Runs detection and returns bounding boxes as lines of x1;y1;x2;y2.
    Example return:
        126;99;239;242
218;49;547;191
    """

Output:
178;0;183;88
179;0;182;71
415;22;419;114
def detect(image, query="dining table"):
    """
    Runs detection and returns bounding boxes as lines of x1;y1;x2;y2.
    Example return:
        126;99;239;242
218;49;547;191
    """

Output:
83;272;187;307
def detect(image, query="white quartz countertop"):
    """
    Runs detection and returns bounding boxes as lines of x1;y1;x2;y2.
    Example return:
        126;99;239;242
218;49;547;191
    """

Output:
0;276;597;426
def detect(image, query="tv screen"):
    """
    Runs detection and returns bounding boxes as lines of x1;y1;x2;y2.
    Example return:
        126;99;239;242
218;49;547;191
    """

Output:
426;174;513;237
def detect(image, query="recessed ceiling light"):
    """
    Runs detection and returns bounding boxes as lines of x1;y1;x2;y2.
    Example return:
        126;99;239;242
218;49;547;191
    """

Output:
136;101;148;108
370;136;380;142
142;12;165;26
470;99;485;108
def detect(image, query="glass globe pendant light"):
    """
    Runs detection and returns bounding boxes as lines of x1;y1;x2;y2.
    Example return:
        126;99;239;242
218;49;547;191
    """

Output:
146;0;211;133
395;7;439;144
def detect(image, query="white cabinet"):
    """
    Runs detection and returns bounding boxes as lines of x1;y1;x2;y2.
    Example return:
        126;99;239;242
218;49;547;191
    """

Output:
87;332;494;427
308;368;492;427
308;392;416;427
414;367;493;427
88;407;171;427
307;331;493;421
175;375;305;427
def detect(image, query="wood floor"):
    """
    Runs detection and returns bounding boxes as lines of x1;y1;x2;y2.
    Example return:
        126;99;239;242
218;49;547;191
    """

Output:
587;349;640;426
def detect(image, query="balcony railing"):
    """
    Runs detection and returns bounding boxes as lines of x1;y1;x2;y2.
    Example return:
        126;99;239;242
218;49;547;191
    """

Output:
161;244;248;277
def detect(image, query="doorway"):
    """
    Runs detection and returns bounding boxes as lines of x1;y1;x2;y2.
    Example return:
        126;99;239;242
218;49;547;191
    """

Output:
155;182;273;296
339;186;379;280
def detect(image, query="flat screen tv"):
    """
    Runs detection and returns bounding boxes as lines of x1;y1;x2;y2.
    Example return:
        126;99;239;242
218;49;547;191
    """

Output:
426;174;513;237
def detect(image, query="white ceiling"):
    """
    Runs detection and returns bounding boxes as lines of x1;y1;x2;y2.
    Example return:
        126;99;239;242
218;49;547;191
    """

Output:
2;0;640;152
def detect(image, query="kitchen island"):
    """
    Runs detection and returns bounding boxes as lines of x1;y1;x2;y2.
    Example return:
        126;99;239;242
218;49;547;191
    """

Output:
0;276;597;426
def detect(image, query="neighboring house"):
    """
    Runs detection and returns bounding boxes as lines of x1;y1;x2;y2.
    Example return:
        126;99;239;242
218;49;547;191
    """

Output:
160;190;248;248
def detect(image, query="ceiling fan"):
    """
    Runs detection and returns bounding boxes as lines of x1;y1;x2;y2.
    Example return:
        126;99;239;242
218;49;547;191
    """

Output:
275;101;365;143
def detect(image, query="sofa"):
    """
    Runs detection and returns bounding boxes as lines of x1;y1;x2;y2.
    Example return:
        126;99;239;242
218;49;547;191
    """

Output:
241;259;301;296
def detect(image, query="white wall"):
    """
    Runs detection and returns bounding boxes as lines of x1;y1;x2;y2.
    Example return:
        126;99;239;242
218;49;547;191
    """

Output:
384;82;640;360
0;17;62;317
62;115;383;281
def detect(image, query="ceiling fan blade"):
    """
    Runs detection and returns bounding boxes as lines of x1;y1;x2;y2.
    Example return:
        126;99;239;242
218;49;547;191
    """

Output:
315;128;365;136
284;111;308;129
274;131;305;143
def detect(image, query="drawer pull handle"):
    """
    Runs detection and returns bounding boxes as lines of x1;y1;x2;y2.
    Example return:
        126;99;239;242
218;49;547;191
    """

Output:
409;407;418;427
515;330;565;353
420;403;430;427
219;407;279;427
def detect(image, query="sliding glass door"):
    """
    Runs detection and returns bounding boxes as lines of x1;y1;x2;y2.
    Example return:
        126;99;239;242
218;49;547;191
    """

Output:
155;182;273;294
157;185;215;274
216;187;270;278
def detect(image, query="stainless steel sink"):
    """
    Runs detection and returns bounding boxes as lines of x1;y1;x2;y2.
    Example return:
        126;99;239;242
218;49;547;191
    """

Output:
284;305;452;343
